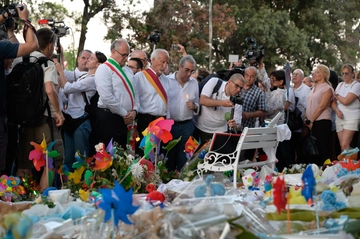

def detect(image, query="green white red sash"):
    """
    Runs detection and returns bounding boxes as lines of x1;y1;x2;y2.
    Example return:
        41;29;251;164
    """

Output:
143;69;168;107
104;58;135;108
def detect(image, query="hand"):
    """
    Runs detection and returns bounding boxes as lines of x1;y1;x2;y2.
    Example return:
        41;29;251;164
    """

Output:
186;100;194;110
55;111;64;127
6;18;16;32
17;3;29;21
335;108;344;119
123;111;136;124
221;100;234;107
176;44;187;56
227;119;237;128
54;62;63;73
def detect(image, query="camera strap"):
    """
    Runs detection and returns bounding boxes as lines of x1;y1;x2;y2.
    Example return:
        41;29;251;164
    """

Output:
21;19;37;41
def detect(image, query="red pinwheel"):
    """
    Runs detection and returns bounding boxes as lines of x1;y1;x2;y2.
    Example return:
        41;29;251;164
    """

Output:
184;136;199;159
28;134;59;171
94;139;114;171
338;159;360;172
273;176;287;214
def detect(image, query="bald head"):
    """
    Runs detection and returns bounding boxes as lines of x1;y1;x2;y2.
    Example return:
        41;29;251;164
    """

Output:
130;50;148;70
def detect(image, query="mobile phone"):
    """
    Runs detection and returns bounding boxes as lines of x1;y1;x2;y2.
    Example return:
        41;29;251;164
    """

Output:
172;44;179;51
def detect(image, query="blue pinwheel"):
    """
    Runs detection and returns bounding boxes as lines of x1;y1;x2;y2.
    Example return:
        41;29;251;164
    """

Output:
98;181;139;226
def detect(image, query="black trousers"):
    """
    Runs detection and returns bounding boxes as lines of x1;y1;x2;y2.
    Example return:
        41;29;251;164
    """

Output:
311;119;332;166
96;108;128;150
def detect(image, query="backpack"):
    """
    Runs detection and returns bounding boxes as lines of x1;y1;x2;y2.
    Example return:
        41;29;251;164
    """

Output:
6;56;51;126
198;74;223;115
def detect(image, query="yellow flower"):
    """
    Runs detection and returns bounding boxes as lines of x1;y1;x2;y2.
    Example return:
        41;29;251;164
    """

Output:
79;189;90;202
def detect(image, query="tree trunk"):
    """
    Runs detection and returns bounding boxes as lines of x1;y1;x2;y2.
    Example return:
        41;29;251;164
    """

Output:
78;2;90;55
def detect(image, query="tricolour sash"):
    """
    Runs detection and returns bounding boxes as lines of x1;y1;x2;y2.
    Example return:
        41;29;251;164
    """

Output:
143;69;168;107
104;58;135;108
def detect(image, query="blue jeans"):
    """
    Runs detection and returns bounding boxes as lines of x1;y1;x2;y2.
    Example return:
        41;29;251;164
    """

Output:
64;116;92;172
166;120;194;171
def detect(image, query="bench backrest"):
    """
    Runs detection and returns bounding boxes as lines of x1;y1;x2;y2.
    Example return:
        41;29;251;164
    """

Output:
240;127;278;151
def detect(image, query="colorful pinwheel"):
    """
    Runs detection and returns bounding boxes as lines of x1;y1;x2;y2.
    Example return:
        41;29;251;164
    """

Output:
139;117;174;158
184;136;199;159
28;134;60;171
338;159;360;172
302;165;316;205
273;176;287;214
98;181;139;226
93;139;114;171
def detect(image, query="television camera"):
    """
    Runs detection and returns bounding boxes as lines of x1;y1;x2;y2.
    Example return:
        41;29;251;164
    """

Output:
245;37;265;67
0;3;23;31
38;19;69;38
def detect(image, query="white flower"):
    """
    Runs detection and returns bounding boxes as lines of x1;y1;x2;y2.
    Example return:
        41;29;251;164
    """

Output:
187;171;194;177
126;153;135;161
95;143;105;153
112;168;119;178
131;163;143;179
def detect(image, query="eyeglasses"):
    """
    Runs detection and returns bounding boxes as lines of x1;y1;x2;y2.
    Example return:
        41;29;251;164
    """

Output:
114;48;129;58
293;73;301;77
140;58;148;62
341;72;350;76
270;78;280;82
231;80;243;90
127;65;139;70
182;67;195;74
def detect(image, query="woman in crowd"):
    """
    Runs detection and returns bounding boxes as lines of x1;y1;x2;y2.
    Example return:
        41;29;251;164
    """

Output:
56;51;107;171
305;64;334;165
331;64;360;152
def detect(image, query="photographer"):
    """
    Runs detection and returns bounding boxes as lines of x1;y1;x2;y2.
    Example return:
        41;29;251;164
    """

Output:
0;3;38;174
193;73;244;143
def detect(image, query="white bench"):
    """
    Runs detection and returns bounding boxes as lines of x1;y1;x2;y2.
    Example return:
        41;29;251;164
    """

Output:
197;113;282;188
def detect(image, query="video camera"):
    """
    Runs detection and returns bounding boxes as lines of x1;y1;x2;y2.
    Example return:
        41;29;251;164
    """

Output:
147;30;162;44
38;19;69;38
245;37;265;68
1;3;23;19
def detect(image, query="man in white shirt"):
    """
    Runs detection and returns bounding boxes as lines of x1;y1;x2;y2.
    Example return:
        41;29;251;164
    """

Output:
64;50;92;82
167;55;199;171
134;49;170;155
291;69;311;162
95;39;139;149
193;73;244;143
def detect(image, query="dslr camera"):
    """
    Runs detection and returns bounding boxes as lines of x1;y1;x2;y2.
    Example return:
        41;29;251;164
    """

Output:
245;37;265;68
147;30;162;44
230;95;243;105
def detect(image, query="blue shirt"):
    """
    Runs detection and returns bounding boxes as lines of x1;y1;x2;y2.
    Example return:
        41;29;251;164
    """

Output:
0;42;19;117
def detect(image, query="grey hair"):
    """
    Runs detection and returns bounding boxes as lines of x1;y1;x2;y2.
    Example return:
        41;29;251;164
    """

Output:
229;73;245;83
110;39;130;51
245;66;258;74
150;49;169;61
179;55;196;67
294;69;304;77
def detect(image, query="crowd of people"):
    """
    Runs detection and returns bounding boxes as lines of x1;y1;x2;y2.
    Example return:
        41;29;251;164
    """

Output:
1;6;360;191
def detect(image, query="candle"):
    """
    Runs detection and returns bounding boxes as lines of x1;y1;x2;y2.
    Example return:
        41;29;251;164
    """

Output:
186;94;189;100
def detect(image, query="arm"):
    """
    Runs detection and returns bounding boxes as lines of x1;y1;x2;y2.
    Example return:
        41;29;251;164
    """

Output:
258;58;271;91
331;99;344;119
15;4;39;57
242;110;265;120
336;93;359;105
200;94;233;107
44;81;63;127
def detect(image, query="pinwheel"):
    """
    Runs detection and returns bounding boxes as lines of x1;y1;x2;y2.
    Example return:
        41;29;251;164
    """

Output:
301;165;316;205
93;139;114;171
68;166;85;184
28;134;60;171
338;159;360;172
273;176;287;214
184;136;199;159
140;117;174;158
98;181;139;226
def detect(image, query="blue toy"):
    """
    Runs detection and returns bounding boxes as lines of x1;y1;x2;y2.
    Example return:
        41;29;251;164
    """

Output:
301;165;316;204
194;175;225;198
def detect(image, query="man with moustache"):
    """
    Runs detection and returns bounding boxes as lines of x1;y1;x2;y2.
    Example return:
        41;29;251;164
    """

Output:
95;39;139;149
134;49;170;155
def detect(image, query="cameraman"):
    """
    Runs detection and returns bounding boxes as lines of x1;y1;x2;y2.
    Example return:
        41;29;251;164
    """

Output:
0;3;38;174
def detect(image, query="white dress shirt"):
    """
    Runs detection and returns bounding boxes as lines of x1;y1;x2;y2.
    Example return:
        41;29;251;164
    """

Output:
63;74;96;118
64;68;87;83
95;59;139;117
167;72;199;121
134;67;169;117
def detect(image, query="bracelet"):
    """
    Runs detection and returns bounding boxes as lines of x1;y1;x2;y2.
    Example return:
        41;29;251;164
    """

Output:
131;109;138;115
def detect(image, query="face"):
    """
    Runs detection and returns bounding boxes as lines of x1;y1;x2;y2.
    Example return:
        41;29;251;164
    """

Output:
151;52;168;76
311;68;323;83
78;51;91;71
113;43;130;67
131;51;148;70
244;68;257;86
85;54;100;70
270;75;283;88
340;67;354;82
229;78;244;96
292;69;303;85
177;61;195;81
4;59;14;71
127;59;141;74
303;77;312;87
